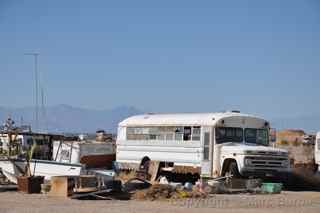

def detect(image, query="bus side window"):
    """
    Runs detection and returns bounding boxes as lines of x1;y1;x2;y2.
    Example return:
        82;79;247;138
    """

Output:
203;132;210;160
183;127;191;141
192;127;201;141
175;127;183;141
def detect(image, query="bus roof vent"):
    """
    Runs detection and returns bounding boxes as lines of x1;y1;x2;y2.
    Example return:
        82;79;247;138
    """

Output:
231;110;240;113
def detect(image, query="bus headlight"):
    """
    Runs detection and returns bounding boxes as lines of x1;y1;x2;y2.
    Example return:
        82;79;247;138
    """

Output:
244;158;251;166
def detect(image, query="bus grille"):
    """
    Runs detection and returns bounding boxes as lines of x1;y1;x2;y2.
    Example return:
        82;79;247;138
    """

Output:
245;156;287;168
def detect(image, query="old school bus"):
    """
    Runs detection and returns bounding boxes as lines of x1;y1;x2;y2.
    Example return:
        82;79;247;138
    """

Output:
116;112;290;179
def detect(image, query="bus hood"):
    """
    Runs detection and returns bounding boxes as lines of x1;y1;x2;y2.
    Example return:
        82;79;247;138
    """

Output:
220;143;288;156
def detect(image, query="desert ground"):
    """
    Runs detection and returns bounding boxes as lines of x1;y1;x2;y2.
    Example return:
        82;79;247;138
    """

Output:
0;191;320;213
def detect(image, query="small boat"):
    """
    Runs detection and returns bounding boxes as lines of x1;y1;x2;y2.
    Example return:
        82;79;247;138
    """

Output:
0;159;82;184
0;127;116;184
0;139;116;184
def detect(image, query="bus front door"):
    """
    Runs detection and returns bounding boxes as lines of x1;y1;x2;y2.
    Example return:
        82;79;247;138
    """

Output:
201;127;213;177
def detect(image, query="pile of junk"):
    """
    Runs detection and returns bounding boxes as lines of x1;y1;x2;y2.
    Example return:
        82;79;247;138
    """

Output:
0;157;284;200
32;160;283;200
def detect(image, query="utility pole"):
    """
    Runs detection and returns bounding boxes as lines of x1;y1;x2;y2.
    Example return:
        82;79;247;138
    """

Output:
41;86;48;132
24;53;39;132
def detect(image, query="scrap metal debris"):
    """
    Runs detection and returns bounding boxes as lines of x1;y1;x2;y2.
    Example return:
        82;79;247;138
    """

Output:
122;178;152;193
71;189;130;200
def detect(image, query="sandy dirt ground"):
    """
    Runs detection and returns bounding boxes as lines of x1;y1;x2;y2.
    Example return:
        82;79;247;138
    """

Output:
0;191;320;213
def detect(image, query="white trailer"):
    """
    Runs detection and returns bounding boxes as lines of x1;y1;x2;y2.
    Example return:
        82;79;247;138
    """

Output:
315;132;320;172
116;112;290;179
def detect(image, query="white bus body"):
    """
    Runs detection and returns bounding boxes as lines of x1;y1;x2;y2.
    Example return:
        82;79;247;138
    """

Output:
315;132;320;172
116;112;290;178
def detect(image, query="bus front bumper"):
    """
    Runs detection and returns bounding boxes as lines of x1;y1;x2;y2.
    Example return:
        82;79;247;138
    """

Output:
240;167;291;179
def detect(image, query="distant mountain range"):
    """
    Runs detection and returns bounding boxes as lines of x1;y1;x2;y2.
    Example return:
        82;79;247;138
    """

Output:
0;105;318;134
0;105;142;134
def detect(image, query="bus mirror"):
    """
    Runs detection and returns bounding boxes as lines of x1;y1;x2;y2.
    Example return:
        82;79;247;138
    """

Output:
270;128;277;143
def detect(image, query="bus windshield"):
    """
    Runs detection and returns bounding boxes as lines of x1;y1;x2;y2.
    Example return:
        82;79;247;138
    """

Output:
216;127;243;144
244;128;269;146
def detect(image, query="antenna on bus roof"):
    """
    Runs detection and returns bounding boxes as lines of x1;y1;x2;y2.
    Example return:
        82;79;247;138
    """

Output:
231;110;241;113
221;110;241;113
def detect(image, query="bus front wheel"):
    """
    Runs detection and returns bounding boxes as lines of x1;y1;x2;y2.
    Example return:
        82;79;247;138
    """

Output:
225;161;241;178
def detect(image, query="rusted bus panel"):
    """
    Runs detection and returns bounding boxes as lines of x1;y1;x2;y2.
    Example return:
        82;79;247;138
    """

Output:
172;165;201;174
116;161;200;174
115;162;140;171
80;154;116;168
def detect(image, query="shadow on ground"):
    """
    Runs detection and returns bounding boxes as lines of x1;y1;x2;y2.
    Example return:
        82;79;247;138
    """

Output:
284;169;320;191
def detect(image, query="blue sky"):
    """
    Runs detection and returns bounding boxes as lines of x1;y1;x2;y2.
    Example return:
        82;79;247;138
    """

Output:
0;0;320;119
